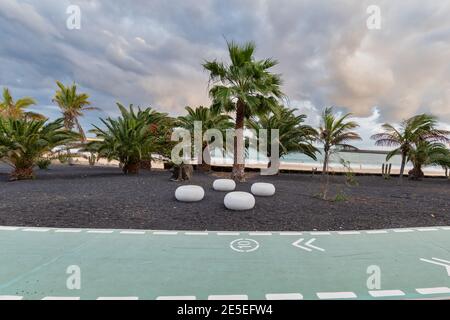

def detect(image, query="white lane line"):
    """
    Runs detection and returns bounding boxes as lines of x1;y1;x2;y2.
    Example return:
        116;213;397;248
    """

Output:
42;296;80;300
416;228;439;232
153;231;178;235
248;232;272;236
185;232;209;236
310;232;331;236
366;230;388;234
156;296;196;300
369;290;405;298
337;231;360;235
0;226;19;231
279;232;303;236
441;227;450;230
0;295;23;300
393;229;414;233
87;230;114;234
97;297;139;300
22;228;50;232
265;293;303;300
317;292;357;299
217;232;240;236
55;229;82;233
119;231;145;235
416;287;450;295
208;295;248;300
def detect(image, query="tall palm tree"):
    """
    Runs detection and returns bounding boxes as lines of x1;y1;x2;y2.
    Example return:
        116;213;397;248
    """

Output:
53;81;97;141
317;107;361;174
371;114;449;180
177;106;233;171
0;88;44;120
247;105;318;168
203;41;283;182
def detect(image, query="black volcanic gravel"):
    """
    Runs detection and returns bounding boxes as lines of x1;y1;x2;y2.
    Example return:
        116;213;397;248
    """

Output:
0;165;449;231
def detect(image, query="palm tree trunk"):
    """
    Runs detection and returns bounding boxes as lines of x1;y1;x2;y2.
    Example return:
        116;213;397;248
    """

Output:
123;162;140;174
322;146;329;175
232;100;245;182
201;144;211;172
11;166;34;181
399;153;406;180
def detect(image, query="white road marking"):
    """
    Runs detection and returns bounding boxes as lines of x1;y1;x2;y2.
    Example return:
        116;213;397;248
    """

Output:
153;231;178;235
156;296;196;300
119;231;145;235
337;231;360;235
217;232;240;236
265;293;303;300
0;226;19;231
416;287;450;295
310;232;331;235
42;296;80;300
416;228;439;232
420;258;450;276
97;296;139;300
0;295;23;300
392;229;414;233
185;232;209;235
248;232;272;236
55;229;82;233
292;238;325;252
22;228;50;232
279;232;303;236
208;295;248;300
87;230;114;234
317;292;357;299
441;227;450;230
369;290;405;297
366;230;388;234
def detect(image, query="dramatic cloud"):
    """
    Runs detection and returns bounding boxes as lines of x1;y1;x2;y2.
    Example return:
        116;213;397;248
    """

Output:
0;0;449;147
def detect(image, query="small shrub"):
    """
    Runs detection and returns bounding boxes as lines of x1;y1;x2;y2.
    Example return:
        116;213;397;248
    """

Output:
333;189;348;202
36;158;51;170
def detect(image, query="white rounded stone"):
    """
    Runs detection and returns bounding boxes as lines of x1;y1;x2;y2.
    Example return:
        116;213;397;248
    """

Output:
224;192;255;211
213;179;236;192
251;183;276;197
175;185;205;202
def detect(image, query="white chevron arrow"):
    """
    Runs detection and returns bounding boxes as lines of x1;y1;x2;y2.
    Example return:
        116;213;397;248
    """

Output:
420;257;450;276
292;238;325;252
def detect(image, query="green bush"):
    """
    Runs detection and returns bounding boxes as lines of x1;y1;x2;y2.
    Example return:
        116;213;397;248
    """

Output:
36;158;51;170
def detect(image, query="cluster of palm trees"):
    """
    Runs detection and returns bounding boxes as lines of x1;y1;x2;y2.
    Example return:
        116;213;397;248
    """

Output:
0;83;96;180
1;41;449;182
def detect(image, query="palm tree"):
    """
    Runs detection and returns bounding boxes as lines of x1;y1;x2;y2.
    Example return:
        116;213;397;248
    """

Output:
247;105;318;169
0;88;44;120
371;114;450;180
0;118;79;180
203;41;283;182
53;81;97;141
317;107;361;174
86;103;172;175
407;141;450;180
177;106;233;171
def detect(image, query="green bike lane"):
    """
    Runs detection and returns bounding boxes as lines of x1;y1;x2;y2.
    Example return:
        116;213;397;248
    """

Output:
0;226;450;300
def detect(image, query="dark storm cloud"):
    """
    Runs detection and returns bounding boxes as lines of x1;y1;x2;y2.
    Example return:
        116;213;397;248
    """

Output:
0;0;449;145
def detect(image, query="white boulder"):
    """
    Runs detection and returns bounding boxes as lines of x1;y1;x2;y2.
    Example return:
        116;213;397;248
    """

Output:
213;179;236;192
175;185;205;202
251;183;276;197
224;192;255;211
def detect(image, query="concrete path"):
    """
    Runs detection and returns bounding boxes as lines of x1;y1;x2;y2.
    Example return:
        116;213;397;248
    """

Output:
1;226;450;300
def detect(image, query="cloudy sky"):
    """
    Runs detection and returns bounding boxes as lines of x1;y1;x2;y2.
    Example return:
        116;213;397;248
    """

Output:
1;0;449;148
